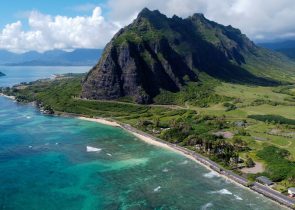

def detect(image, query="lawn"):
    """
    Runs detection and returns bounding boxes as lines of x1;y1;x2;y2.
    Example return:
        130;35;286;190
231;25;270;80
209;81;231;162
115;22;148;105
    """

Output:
215;83;291;104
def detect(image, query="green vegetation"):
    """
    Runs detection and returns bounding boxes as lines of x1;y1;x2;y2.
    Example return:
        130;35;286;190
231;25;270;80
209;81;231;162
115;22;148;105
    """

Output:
256;146;295;182
1;73;295;191
154;82;230;107
249;115;295;125
245;156;255;168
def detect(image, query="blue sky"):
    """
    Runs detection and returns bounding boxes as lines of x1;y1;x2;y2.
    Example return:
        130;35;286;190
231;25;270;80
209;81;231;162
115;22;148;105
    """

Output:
0;0;294;52
0;0;109;28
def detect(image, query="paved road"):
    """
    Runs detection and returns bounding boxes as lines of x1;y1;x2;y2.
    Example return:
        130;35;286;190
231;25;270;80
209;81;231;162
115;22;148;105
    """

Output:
122;124;295;209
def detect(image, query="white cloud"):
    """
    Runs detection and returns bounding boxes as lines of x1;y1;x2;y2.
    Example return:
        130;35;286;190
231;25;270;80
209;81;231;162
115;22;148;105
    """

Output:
1;0;295;52
0;7;119;53
107;0;295;42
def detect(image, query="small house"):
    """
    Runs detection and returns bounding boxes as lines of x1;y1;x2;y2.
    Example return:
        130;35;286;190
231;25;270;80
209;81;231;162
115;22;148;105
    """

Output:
256;176;273;186
288;188;295;197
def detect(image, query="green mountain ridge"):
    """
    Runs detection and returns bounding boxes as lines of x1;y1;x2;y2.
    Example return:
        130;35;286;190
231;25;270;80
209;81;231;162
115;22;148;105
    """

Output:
82;8;295;104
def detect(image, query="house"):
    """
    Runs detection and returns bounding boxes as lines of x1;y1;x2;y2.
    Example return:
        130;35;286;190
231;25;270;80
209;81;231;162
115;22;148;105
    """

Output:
288;188;295;197
256;176;273;186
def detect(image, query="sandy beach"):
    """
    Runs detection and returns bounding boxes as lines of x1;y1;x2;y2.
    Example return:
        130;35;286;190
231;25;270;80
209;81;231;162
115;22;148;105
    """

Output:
77;116;245;180
0;93;15;100
78;116;197;158
78;117;121;127
77;115;292;209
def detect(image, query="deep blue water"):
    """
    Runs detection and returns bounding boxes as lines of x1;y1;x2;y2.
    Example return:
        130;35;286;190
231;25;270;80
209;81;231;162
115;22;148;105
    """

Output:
0;67;284;209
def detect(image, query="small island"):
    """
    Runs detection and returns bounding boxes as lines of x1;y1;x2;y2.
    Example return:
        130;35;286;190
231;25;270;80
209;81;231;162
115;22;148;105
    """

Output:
0;72;6;77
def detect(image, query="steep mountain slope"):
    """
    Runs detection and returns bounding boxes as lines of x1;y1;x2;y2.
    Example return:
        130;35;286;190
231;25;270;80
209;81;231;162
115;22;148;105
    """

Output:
82;8;295;104
0;49;103;66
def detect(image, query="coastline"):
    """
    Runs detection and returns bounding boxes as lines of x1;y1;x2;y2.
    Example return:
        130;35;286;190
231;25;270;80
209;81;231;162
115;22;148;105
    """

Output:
77;117;217;167
0;94;292;209
77;116;121;127
78;116;293;209
0;93;15;100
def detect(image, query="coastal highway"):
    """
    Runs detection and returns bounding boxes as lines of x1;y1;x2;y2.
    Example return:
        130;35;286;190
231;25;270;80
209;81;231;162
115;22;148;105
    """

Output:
121;124;295;209
252;183;295;207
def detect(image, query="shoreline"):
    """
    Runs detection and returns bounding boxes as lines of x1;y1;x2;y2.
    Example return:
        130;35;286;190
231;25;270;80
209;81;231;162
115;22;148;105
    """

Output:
0;93;15;100
78;116;292;209
0;94;292;209
77;117;121;127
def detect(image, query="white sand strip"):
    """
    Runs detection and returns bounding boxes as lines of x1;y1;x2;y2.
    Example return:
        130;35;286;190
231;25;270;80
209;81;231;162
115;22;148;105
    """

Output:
78;117;121;127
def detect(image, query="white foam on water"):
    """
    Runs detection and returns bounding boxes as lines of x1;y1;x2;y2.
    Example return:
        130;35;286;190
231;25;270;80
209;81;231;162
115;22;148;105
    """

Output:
26;116;31;119
218;189;232;195
153;186;161;192
55;142;59;145
234;195;243;200
210;189;232;195
86;146;102;152
201;202;213;210
162;168;169;172
180;160;188;165
203;171;219;178
107;153;112;156
28;145;33;149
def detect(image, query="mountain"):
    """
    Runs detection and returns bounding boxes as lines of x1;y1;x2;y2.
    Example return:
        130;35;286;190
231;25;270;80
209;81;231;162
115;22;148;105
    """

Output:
258;40;295;50
258;40;295;60
82;8;295;104
0;49;103;66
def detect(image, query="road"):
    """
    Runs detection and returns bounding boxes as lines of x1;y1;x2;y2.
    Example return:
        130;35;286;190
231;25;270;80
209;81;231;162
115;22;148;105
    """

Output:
121;124;295;209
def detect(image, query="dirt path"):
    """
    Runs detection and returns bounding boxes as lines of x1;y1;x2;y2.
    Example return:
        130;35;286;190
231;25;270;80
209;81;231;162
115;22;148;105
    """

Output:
241;162;264;174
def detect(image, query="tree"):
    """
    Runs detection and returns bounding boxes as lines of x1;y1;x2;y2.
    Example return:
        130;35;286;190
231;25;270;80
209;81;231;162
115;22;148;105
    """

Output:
153;117;160;128
245;157;255;168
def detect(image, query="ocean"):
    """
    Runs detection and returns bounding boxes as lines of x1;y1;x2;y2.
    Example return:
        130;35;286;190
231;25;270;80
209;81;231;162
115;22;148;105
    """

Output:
0;66;284;209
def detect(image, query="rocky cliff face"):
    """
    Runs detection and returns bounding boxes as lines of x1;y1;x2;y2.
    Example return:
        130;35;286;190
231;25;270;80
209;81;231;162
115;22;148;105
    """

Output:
82;8;289;104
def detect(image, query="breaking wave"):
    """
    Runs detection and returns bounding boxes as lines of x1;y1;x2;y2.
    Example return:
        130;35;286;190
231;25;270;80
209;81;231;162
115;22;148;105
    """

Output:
210;189;232;195
153;186;161;192
86;146;101;152
201;202;213;210
162;168;169;172
234;195;243;200
203;171;219;178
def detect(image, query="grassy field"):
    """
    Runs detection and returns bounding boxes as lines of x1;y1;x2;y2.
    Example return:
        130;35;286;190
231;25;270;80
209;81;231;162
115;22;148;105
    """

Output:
1;75;295;191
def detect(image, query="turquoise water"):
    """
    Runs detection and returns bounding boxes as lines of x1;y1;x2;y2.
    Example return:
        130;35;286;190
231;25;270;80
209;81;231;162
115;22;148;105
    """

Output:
0;67;284;209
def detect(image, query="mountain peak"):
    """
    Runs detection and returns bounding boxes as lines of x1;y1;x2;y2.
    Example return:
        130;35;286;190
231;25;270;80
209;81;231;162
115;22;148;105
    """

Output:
192;13;206;18
82;9;288;104
137;8;166;19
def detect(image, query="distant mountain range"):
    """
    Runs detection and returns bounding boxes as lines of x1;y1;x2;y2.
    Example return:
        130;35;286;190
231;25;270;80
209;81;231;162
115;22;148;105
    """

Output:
258;40;295;60
82;8;295;104
0;49;103;66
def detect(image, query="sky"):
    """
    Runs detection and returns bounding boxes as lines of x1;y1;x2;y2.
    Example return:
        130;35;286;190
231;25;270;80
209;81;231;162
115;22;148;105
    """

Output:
0;0;295;53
